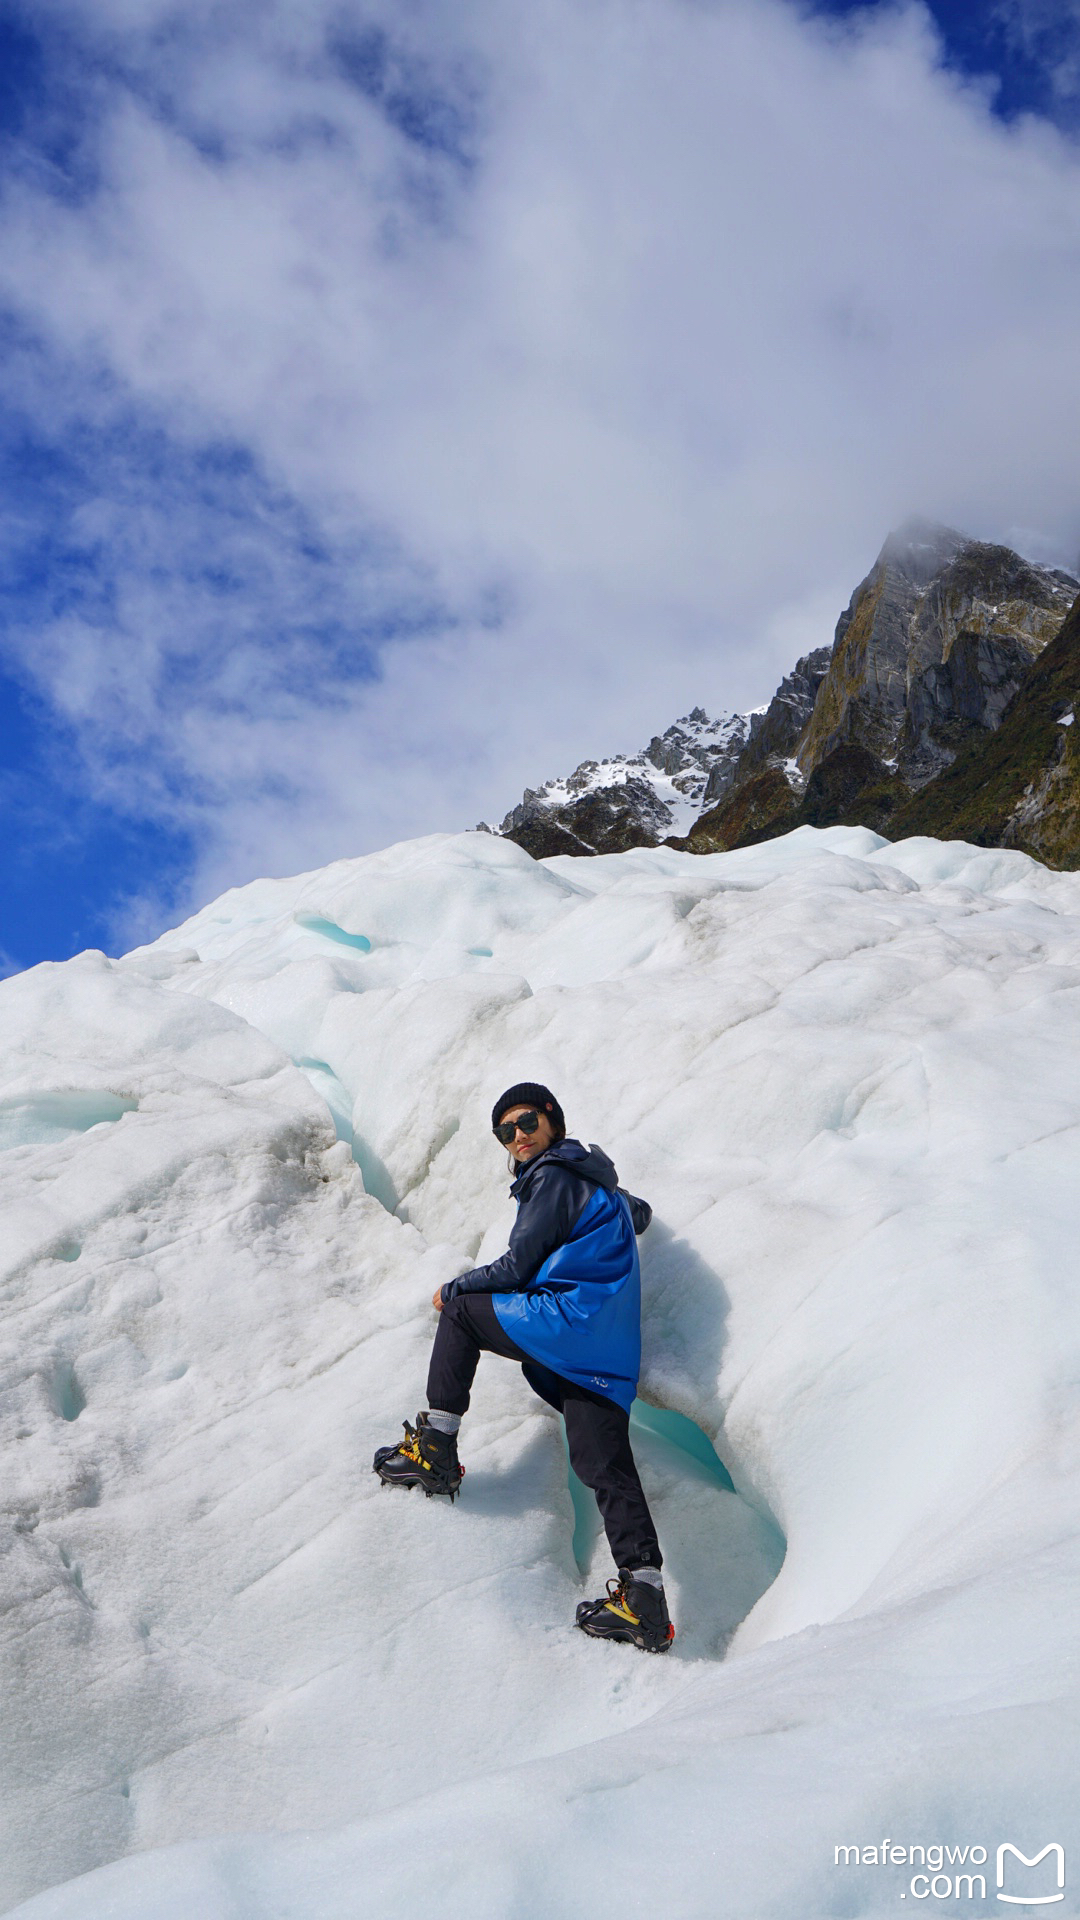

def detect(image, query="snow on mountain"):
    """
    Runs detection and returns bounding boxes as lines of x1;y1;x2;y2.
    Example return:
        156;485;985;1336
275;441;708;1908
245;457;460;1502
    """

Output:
489;706;752;855
3;827;1080;1917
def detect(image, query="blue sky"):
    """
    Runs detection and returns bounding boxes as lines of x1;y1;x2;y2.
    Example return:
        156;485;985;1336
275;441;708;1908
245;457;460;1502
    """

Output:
816;1;1080;123
2;0;1080;970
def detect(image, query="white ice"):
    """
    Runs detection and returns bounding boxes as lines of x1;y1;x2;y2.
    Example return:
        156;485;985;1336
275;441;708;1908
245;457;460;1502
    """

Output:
2;825;1079;1918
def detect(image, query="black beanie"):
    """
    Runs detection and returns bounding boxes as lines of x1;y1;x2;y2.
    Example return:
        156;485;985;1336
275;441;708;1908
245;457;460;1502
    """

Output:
491;1082;566;1137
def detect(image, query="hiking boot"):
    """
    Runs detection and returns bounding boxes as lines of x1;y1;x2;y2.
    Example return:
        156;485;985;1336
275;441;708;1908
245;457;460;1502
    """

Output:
576;1570;674;1653
373;1413;464;1501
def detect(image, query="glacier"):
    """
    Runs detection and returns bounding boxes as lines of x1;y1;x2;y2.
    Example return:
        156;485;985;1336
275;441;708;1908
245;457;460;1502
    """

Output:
2;825;1078;1917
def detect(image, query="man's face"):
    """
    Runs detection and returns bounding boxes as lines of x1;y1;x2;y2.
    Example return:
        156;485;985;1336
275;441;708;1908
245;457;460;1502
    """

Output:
499;1105;557;1164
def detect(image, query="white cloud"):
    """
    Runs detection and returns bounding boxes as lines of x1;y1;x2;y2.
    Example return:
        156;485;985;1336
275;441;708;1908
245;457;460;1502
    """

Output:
3;0;1080;924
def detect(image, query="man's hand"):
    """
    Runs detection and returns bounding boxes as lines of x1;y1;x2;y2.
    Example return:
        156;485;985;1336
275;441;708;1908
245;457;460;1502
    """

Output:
432;1284;445;1312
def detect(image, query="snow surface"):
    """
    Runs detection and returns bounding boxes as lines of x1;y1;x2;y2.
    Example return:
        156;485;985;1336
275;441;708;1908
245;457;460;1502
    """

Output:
3;826;1080;1917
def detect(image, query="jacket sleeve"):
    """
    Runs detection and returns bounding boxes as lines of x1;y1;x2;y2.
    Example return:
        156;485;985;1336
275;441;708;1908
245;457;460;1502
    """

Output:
620;1189;652;1236
443;1163;583;1300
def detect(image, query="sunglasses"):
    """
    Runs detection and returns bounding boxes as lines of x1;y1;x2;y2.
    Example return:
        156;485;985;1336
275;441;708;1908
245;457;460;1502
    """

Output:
493;1110;541;1146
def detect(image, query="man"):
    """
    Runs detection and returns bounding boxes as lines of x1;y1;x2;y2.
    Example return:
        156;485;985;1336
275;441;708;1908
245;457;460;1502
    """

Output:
373;1082;673;1653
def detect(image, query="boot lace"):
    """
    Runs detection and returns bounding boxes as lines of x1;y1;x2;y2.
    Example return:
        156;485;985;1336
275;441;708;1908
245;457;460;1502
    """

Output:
578;1576;636;1624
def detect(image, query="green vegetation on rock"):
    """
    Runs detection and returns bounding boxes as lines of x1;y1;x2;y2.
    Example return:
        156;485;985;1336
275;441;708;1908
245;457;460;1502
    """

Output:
893;592;1080;867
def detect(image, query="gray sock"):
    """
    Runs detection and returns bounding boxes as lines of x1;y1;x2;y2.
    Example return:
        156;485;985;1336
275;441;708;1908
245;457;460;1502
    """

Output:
628;1565;664;1589
426;1409;461;1435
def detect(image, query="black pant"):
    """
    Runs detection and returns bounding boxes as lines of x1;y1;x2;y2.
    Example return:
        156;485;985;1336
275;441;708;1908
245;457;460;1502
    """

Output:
428;1292;662;1573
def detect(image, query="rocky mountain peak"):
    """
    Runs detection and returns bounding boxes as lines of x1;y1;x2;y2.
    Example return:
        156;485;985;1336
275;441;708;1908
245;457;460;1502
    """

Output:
796;521;1076;790
484;707;750;858
484;520;1080;871
644;707;748;785
878;517;967;586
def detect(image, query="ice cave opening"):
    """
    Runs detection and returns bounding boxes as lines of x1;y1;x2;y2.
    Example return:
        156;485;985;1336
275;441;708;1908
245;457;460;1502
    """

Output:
0;1091;139;1152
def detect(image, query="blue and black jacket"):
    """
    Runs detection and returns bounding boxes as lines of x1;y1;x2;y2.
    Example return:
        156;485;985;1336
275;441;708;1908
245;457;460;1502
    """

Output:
441;1138;652;1413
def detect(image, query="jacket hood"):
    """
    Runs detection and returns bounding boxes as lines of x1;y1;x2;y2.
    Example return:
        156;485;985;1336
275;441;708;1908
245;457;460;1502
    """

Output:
511;1135;618;1195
